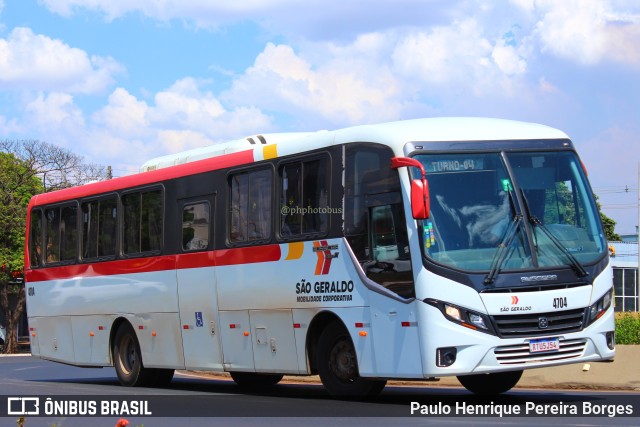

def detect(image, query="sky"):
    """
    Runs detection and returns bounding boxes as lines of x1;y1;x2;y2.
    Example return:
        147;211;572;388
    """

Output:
0;0;638;235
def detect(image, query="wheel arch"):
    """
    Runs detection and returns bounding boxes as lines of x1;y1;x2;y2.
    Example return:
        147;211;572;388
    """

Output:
306;311;348;374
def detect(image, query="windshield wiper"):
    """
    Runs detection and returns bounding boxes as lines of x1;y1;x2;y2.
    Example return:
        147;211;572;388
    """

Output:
484;214;523;285
528;216;588;278
520;190;588;278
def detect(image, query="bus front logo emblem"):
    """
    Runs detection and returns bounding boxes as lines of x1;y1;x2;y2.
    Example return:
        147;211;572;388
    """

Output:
538;317;549;329
511;296;519;305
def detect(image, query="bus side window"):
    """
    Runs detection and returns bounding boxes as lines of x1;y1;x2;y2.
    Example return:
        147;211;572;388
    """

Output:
60;205;78;262
229;168;272;244
45;207;61;263
345;143;414;298
29;209;43;267
82;197;117;259
182;202;210;251
367;204;414;298
279;156;329;238
122;189;163;255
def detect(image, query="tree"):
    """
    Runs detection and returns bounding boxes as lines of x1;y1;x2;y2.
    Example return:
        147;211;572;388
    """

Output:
0;140;107;353
0;140;107;192
0;152;42;353
594;194;621;241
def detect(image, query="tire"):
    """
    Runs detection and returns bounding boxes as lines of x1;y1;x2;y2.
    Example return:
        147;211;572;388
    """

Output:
457;370;523;395
316;321;386;399
230;371;284;386
113;323;149;387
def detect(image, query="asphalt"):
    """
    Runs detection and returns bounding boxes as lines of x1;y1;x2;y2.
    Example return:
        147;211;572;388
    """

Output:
191;344;640;392
4;345;638;391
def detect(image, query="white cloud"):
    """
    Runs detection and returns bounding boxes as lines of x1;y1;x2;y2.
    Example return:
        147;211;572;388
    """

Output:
514;0;640;67
392;20;494;85
24;92;85;133
224;42;402;126
492;41;527;75
92;88;149;137
39;0;454;39
0;27;123;93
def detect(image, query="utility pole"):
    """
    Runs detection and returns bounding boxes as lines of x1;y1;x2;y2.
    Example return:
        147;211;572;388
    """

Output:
107;166;113;180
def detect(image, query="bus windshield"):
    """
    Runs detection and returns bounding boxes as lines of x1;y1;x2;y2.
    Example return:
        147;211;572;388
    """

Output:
414;151;606;273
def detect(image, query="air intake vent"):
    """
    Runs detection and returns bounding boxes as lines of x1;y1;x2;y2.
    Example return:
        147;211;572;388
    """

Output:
494;339;587;365
491;308;586;338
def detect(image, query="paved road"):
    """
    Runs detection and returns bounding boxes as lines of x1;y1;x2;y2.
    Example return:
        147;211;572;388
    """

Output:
1;355;639;427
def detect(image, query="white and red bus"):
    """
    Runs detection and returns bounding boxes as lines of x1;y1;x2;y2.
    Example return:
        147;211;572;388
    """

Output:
24;118;615;397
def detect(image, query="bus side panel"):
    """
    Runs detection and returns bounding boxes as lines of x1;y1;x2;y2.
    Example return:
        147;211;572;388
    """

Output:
71;315;113;366
219;310;255;371
177;265;224;371
291;308;320;374
133;312;186;369
29;316;75;364
27;270;180;317
368;293;423;378
249;310;299;374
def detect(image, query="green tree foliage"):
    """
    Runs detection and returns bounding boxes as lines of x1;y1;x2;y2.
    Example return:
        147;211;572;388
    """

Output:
0;152;43;353
594;194;621;241
1;140;107;353
543;182;620;241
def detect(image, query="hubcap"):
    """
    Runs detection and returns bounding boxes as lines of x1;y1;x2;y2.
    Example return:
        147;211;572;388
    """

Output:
328;337;357;383
120;335;136;374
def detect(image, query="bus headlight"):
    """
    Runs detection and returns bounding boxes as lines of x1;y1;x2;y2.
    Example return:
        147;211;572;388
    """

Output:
425;299;496;336
445;305;462;321
468;312;487;330
587;288;613;324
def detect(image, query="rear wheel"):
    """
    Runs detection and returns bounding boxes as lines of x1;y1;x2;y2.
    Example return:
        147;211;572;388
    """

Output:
457;370;523;395
316;321;386;398
230;372;284;386
113;323;149;387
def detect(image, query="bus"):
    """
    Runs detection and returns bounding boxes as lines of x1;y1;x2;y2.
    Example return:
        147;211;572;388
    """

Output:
24;117;615;397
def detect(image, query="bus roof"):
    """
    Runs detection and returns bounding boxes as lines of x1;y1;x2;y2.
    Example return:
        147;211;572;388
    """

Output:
29;117;570;207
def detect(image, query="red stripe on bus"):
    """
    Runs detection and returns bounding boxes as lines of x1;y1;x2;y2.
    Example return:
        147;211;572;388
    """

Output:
25;245;281;282
29;149;255;207
25;255;177;282
214;245;281;267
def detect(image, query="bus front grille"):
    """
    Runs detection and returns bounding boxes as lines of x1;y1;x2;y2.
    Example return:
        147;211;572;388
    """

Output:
494;339;587;365
490;308;586;338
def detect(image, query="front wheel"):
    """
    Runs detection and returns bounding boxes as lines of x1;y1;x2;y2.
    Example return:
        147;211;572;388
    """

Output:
316;321;386;399
457;370;523;395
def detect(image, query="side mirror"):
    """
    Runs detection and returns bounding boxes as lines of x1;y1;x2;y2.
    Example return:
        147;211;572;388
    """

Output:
411;178;430;219
390;157;430;219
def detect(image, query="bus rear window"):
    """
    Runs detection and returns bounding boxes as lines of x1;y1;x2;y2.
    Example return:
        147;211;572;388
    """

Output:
29;209;43;268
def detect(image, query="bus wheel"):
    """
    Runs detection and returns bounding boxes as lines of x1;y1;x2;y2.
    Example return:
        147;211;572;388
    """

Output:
113;323;148;387
457;370;523;395
317;321;386;399
230;372;284;386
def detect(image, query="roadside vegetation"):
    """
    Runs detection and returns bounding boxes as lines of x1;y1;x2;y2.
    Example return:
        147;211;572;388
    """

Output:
615;312;640;345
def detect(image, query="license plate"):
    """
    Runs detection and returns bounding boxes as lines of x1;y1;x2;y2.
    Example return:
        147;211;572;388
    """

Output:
529;337;560;353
